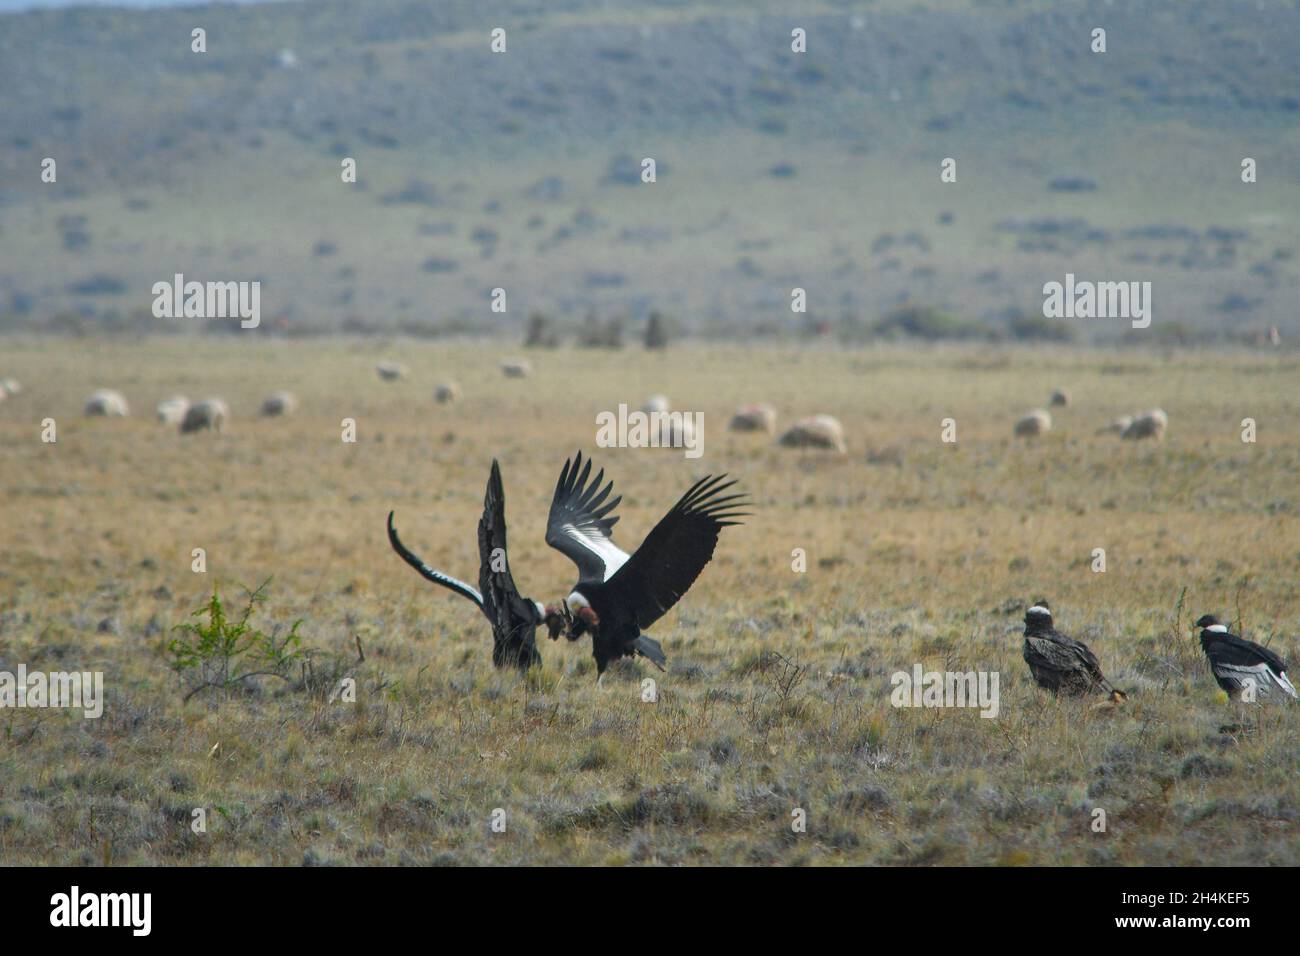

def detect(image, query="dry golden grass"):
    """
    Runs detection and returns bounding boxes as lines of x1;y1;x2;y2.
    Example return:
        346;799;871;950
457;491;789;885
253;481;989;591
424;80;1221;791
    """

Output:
1;336;1297;865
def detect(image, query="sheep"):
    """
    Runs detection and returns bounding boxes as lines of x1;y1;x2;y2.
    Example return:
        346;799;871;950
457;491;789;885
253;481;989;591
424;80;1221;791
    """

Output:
1014;409;1051;438
1;377;20;396
84;389;129;418
500;359;532;379
1121;408;1167;441
260;391;298;417
156;396;190;425
778;414;846;453
376;362;408;381
655;413;696;449
434;382;463;405
641;393;670;415
180;398;229;434
729;403;777;434
1049;389;1070;408
1097;415;1133;436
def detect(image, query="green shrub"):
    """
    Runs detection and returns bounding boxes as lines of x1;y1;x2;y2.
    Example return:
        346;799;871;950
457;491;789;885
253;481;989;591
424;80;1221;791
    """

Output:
167;580;304;702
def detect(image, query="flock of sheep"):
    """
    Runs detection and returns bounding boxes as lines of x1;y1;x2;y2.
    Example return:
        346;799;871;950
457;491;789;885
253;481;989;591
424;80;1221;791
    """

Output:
84;389;239;434
19;360;1162;452
1014;389;1168;442
65;359;536;435
378;360;849;454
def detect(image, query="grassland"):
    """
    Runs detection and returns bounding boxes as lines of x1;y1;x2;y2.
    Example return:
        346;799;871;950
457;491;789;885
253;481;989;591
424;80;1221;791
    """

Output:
0;336;1297;865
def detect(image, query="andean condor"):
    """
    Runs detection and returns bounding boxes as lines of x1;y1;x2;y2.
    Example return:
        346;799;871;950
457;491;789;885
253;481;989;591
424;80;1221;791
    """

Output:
1022;600;1126;701
387;459;565;671
1195;614;1297;703
544;451;749;681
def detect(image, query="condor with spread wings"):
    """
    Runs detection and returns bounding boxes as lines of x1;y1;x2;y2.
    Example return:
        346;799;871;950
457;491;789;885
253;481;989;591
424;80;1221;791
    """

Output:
545;451;749;679
387;459;564;671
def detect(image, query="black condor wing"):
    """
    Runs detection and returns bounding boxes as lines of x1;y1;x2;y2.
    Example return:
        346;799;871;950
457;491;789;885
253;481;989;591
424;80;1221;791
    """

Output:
603;472;749;630
386;459;541;672
545;451;630;586
478;459;542;670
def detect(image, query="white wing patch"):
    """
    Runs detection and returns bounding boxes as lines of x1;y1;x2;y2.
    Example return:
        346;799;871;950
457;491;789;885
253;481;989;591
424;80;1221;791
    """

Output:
558;521;631;581
427;568;483;605
1217;661;1296;699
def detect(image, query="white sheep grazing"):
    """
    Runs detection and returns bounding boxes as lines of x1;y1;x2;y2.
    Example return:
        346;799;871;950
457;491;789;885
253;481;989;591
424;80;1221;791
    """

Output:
729;403;777;434
434;382;463;404
1121;408;1168;441
180;398;229;434
1;377;20;396
84;389;130;418
260;391;298;416
652;412;695;449
1098;415;1133;436
1049;389;1071;408
500;359;532;379
641;393;670;415
778;415;847;453
1014;409;1052;438
376;362;408;381
156;396;190;425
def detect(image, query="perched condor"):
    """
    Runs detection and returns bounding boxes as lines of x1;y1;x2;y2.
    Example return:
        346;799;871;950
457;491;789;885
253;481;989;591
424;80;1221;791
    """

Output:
544;451;749;681
387;459;564;671
1022;601;1125;701
1195;614;1297;703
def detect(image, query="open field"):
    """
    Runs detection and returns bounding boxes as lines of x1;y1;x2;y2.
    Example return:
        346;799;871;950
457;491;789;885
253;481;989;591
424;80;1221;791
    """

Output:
0;337;1297;865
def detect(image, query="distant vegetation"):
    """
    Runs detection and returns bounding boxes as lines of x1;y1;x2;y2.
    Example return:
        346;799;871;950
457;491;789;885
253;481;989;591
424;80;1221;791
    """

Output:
1;0;1297;341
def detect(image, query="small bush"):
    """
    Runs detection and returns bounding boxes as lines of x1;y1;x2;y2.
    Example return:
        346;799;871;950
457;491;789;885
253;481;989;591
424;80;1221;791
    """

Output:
1008;311;1075;343
578;313;624;349
524;312;560;348
875;304;987;341
644;311;670;349
167;580;304;701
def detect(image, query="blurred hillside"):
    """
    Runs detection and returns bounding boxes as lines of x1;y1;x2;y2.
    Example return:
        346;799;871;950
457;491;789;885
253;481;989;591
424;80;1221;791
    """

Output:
1;0;1298;341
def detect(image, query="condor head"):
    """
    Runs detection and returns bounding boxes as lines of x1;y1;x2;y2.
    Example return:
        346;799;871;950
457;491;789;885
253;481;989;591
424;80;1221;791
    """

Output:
543;603;570;641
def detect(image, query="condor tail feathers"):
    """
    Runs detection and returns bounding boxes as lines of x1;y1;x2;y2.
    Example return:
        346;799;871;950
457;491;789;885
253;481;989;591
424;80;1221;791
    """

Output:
634;634;667;671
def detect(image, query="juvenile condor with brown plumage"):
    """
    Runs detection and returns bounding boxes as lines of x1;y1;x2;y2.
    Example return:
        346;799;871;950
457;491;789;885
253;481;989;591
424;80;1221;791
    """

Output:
1022;600;1125;701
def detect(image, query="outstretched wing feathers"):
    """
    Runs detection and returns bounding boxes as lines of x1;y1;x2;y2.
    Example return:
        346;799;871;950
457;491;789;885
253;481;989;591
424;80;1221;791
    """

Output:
546;450;629;583
478;459;543;668
477;459;517;618
605;471;750;629
388;461;541;671
387;511;485;610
